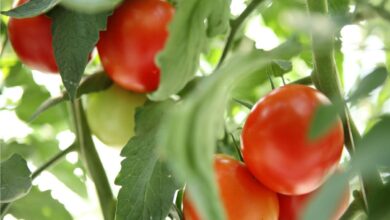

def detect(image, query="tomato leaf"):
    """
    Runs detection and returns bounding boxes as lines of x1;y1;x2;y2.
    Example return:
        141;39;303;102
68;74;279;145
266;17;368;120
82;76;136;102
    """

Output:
9;187;72;220
149;0;231;101
159;38;301;220
60;0;122;14
1;0;60;18
115;101;180;220
0;154;32;203
48;7;111;99
347;67;389;103
308;100;344;140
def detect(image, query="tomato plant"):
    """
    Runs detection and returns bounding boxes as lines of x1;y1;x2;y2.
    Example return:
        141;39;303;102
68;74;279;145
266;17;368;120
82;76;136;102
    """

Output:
278;184;350;220
183;155;279;220
97;0;174;93
85;84;146;147
7;0;58;73
241;85;344;195
2;0;390;220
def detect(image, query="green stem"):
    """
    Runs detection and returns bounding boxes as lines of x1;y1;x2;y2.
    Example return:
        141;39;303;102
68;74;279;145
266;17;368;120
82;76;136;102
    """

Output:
217;0;265;67
306;0;383;213
0;144;76;218
31;144;76;179
70;99;116;220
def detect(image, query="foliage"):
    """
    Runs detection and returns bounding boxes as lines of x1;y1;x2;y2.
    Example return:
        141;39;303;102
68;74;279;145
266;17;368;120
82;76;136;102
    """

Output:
1;0;390;219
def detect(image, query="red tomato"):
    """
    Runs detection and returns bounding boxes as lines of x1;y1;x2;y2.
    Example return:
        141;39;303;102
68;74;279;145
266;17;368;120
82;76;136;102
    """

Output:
183;155;279;220
97;0;174;93
7;0;58;73
279;184;350;220
241;85;344;195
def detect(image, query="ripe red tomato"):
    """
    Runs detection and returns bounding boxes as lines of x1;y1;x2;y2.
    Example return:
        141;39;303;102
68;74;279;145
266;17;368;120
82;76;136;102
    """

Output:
183;155;279;220
241;85;344;195
7;0;58;73
97;0;174;93
279;184;350;220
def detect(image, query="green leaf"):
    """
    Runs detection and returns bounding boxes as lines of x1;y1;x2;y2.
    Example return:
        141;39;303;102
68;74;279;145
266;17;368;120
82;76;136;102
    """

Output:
16;85;68;126
29;95;66;122
9;187;72;220
149;0;231;101
115;101;180;220
270;59;292;77
4;62;35;88
0;141;33;161
348;67;389;103
1;0;60;18
76;71;112;96
159;39;301;220
48;7;111;99
308;100;344;140
0;154;32;203
60;0;121;14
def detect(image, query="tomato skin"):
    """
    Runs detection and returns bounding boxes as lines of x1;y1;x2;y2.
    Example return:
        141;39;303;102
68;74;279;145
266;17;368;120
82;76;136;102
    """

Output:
97;0;174;93
241;85;344;195
7;0;58;73
85;84;146;147
183;155;279;220
278;185;350;220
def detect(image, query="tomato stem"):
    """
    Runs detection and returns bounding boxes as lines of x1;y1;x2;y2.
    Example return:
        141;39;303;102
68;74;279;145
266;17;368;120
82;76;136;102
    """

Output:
306;0;383;214
70;99;116;220
217;0;265;68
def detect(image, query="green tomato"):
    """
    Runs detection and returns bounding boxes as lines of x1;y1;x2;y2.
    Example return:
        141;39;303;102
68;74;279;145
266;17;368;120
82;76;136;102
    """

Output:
60;0;122;14
85;85;146;147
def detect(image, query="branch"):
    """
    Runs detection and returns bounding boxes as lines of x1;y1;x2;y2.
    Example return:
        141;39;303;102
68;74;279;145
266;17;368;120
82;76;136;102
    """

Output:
217;0;265;67
70;99;115;220
306;0;383;213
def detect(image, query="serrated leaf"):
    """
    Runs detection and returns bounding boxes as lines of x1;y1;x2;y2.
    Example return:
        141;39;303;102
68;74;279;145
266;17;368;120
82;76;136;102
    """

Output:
48;7;111;99
9;187;72;220
60;0;121;14
1;0;60;18
270;59;292;77
348;67;389;103
304;116;390;220
115;101;179;220
149;0;231;101
159;38;301;220
0;154;32;203
308;100;344;140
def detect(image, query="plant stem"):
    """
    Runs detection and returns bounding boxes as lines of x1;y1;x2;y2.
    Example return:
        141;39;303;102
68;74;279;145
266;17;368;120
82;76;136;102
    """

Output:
217;0;265;67
31;144;76;179
0;144;76;218
70;99;116;220
306;0;383;213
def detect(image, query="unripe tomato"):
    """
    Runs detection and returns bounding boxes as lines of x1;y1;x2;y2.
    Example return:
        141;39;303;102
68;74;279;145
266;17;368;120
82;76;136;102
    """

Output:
183;155;279;220
85;84;146;147
278;184;350;220
7;0;58;73
241;85;344;195
97;0;174;93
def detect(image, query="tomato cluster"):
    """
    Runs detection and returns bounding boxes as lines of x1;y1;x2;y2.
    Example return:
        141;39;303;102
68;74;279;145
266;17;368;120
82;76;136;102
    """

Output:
8;0;173;93
184;85;349;220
